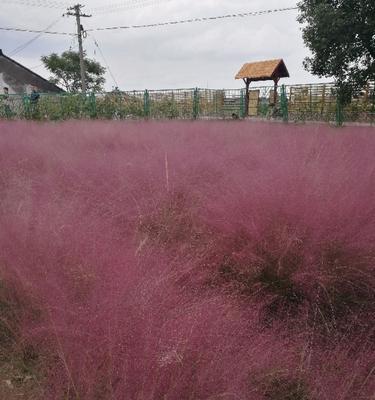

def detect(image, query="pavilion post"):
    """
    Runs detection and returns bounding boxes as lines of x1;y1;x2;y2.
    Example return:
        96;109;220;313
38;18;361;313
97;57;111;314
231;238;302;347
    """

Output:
244;78;250;116
273;78;280;106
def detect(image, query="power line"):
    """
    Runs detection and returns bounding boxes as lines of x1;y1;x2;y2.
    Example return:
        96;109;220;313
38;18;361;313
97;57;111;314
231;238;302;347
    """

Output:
87;6;299;32
68;34;78;51
9;17;63;56
92;0;174;15
29;63;45;69
90;34;119;88
0;0;70;9
0;26;74;36
0;6;299;37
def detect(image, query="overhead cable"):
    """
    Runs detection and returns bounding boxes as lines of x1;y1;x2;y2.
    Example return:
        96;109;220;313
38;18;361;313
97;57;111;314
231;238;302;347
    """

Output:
87;6;299;32
0;0;70;9
92;0;174;15
90;34;120;88
1;6;298;37
10;17;63;56
0;26;74;36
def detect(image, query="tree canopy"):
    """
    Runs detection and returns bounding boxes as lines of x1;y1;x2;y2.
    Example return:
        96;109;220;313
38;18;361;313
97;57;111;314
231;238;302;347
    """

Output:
298;0;375;101
41;51;106;93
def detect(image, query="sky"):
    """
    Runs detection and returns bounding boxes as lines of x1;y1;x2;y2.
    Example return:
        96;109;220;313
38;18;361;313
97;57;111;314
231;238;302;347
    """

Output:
0;0;333;91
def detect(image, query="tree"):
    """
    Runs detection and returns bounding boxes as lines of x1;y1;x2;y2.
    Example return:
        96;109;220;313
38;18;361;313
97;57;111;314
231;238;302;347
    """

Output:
41;50;106;93
297;0;375;102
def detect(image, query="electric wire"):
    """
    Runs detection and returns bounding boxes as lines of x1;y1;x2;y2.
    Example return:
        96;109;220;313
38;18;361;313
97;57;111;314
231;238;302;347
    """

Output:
92;0;175;15
1;6;299;37
9;17;63;56
68;34;78;51
29;63;45;69
87;7;299;32
0;26;74;35
0;0;70;9
89;34;119;88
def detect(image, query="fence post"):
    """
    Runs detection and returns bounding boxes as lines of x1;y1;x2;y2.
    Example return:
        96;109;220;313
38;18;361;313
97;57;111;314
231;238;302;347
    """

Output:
280;84;288;122
88;92;97;119
22;94;31;120
144;89;150;118
171;91;176;118
335;97;343;126
193;87;199;119
371;84;375;125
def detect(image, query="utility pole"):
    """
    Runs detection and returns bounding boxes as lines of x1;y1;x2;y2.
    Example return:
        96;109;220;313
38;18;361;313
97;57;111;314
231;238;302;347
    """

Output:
66;4;91;94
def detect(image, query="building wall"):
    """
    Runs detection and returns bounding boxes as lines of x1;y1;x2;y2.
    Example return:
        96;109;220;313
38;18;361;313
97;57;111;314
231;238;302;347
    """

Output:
0;51;62;94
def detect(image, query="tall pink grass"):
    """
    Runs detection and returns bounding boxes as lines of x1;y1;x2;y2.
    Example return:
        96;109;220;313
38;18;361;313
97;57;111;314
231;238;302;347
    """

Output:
0;120;374;399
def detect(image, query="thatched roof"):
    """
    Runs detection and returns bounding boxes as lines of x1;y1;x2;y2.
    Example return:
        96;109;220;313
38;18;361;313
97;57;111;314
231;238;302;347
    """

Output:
235;59;289;81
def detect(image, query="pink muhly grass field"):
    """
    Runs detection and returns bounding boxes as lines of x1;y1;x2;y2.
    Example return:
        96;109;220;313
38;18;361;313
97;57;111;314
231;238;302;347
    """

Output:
0;120;374;399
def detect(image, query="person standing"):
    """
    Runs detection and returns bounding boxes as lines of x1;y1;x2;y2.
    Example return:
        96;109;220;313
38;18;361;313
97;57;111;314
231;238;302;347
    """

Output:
30;87;40;104
30;86;40;119
1;87;12;118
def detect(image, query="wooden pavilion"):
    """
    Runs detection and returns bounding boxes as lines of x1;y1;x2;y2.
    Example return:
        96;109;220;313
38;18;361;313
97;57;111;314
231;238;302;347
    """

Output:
235;59;289;115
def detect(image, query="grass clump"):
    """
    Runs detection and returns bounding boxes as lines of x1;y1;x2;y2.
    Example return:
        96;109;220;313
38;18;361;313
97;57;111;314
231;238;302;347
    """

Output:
138;191;206;249
263;376;311;400
0;279;44;399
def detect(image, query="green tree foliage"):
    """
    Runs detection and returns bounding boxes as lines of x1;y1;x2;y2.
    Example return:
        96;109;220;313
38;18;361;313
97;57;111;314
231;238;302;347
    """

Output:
41;51;106;93
298;0;375;102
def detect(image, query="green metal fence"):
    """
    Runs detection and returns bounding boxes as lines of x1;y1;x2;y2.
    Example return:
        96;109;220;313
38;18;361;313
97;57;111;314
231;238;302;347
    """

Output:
1;83;374;125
